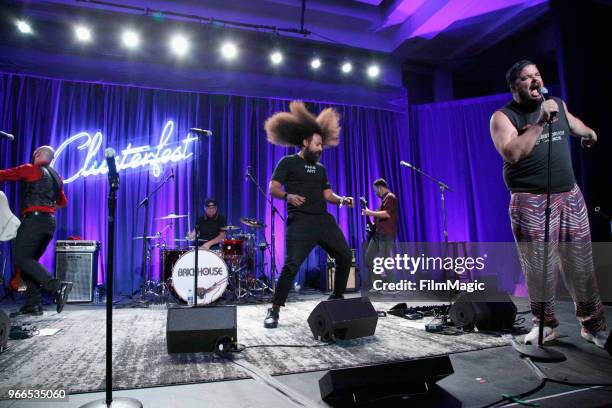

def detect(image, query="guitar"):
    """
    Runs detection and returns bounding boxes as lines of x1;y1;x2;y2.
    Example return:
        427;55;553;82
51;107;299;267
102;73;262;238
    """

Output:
1;191;25;291
360;197;376;242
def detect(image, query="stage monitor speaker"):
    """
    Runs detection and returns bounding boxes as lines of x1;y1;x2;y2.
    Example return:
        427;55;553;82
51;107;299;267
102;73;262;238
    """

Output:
449;291;517;331
319;355;456;407
606;333;612;358
166;305;236;353
55;241;100;303
307;297;377;341
0;310;9;352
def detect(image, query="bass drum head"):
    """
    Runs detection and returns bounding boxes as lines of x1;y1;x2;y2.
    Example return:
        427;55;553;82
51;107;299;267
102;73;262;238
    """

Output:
171;249;228;305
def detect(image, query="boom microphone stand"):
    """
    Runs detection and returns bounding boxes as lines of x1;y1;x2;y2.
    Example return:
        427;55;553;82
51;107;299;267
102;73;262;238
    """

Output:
81;149;141;408
245;166;285;291
188;128;213;306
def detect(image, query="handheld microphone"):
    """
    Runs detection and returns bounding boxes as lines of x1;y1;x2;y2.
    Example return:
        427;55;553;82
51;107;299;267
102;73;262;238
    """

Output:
539;86;557;120
189;128;213;136
105;148;119;187
400;160;414;169
0;131;14;141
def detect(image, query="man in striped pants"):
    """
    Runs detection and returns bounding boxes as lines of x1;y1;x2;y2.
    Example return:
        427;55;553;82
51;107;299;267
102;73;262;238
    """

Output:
490;60;607;347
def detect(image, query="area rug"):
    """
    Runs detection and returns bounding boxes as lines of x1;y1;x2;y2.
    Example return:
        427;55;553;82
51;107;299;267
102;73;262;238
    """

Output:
0;299;511;396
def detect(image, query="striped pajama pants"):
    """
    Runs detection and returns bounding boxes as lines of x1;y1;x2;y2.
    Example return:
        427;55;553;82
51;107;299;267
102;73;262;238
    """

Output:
510;184;607;333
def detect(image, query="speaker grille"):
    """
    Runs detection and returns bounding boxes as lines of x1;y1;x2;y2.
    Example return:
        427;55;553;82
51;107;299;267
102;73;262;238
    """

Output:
55;252;97;302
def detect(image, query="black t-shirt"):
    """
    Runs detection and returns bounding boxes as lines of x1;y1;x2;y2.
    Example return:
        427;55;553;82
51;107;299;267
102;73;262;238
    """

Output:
196;213;227;241
271;154;331;215
499;97;576;193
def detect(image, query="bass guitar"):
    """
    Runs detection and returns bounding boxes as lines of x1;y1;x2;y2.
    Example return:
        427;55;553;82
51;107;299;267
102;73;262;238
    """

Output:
360;196;376;242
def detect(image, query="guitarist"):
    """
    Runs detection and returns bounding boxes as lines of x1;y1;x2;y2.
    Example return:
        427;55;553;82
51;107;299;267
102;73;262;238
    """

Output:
362;178;398;289
0;145;72;315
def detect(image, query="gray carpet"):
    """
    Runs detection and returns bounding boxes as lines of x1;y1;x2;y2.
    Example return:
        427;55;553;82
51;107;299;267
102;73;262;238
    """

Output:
0;299;511;396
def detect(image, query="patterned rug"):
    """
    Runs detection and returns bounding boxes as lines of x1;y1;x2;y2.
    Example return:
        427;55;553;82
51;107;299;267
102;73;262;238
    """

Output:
0;299;511;396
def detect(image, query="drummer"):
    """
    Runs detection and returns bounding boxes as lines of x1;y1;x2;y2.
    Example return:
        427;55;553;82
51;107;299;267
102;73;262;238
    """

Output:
186;198;227;250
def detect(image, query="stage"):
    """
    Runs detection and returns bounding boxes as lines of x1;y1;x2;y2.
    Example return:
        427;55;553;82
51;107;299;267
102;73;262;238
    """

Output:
0;294;611;407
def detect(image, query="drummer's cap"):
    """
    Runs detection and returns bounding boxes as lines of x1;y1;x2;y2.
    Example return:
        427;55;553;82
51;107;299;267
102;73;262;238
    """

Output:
205;198;217;207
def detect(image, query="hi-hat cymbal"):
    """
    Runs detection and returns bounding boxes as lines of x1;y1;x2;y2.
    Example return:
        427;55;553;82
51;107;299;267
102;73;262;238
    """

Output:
240;217;266;229
156;213;188;220
220;225;241;231
133;235;161;240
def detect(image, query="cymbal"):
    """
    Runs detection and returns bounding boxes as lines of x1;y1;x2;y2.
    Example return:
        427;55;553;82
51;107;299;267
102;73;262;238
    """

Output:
133;236;161;240
220;225;241;231
174;238;205;243
156;213;188;220
240;217;266;228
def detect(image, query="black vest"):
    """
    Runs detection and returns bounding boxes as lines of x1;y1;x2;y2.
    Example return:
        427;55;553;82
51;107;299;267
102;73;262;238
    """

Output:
20;165;61;212
500;97;576;193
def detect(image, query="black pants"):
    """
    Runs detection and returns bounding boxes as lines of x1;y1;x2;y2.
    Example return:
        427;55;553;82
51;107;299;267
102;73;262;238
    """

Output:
14;213;59;306
272;212;351;307
364;234;396;288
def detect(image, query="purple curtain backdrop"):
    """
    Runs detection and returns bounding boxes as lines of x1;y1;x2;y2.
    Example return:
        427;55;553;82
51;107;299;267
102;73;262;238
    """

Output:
407;93;515;243
0;73;412;294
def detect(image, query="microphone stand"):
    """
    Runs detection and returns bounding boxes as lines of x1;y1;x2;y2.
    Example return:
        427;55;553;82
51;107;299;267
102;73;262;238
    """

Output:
401;162;453;245
512;115;566;362
136;171;174;302
245;168;285;292
81;164;142;408
188;130;210;307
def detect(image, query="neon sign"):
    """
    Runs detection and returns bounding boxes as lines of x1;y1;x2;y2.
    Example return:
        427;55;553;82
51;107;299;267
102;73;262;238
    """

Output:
51;120;197;183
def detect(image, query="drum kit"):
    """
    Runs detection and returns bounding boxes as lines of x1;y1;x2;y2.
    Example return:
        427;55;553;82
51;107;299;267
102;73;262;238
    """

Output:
135;212;271;305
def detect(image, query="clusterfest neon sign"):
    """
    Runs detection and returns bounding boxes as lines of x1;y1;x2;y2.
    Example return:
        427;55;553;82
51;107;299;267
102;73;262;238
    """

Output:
51;120;198;184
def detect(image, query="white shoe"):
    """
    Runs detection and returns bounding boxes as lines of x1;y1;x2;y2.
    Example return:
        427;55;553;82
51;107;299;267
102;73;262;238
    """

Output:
581;329;608;348
524;325;558;345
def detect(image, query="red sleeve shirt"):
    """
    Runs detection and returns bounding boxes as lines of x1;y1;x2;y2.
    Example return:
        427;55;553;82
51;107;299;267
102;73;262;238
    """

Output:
0;164;68;214
375;192;398;238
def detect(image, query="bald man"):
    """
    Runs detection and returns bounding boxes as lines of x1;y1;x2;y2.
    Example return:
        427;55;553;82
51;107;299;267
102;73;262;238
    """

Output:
0;145;72;315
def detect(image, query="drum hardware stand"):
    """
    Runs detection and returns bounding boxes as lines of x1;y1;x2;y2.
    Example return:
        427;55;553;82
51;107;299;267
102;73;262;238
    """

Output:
245;166;285;292
135;169;174;300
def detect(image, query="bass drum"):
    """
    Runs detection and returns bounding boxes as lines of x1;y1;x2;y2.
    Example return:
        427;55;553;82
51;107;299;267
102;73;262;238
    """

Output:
171;249;228;305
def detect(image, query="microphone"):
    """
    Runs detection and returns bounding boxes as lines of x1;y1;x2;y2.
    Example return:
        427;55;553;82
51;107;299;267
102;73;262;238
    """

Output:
245;166;252;180
105;148;119;186
0;131;14;141
169;167;175;179
400;160;414;169
189;128;213;136
539;86;557;120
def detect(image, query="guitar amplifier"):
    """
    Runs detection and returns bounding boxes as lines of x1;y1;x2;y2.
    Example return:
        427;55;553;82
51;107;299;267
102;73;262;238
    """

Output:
55;240;100;303
327;249;358;293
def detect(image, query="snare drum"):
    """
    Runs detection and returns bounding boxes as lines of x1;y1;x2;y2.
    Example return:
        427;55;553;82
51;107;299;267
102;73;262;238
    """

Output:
171;249;229;305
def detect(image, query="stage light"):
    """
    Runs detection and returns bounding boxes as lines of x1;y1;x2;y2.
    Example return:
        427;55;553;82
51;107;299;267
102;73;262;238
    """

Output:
74;25;92;42
367;64;380;78
220;42;238;59
341;62;352;74
121;30;140;48
16;20;32;34
170;34;189;57
270;51;283;65
310;58;321;70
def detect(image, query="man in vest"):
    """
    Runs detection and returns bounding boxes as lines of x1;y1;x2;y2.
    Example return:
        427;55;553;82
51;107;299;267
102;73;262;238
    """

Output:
0;146;72;315
490;60;607;347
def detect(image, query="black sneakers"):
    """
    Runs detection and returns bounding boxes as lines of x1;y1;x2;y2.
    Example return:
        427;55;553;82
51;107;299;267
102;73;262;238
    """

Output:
264;308;279;328
55;281;73;314
19;304;43;316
